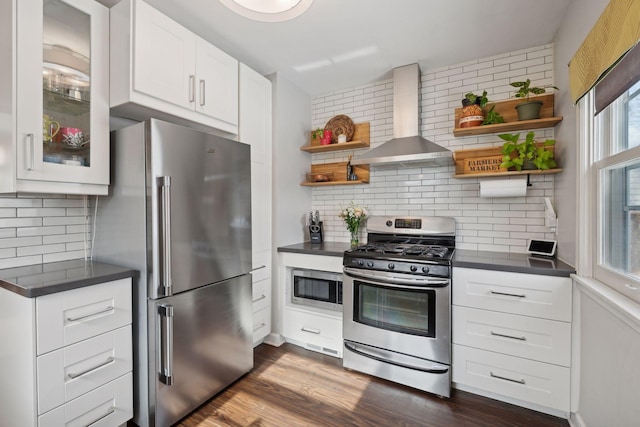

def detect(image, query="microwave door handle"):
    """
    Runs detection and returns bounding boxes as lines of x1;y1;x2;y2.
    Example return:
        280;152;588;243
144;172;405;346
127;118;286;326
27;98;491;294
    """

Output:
343;267;449;287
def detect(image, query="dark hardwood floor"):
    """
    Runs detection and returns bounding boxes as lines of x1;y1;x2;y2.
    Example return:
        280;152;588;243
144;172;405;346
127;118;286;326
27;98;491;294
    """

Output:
177;343;569;427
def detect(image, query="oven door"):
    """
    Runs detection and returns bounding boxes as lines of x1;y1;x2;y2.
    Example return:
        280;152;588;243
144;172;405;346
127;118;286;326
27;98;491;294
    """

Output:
343;267;450;364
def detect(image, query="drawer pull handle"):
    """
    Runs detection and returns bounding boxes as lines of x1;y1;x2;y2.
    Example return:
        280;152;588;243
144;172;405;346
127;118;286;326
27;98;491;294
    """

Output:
625;283;639;291
67;306;113;322
252;294;266;303
301;327;320;334
68;356;115;379
253;322;266;332
490;371;526;385
85;407;115;427
490;290;526;298
490;331;526;341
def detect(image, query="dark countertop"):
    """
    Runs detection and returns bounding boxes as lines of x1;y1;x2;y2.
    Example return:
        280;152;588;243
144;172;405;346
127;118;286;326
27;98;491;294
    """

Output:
277;241;352;257
277;242;575;277
0;259;139;298
452;249;575;277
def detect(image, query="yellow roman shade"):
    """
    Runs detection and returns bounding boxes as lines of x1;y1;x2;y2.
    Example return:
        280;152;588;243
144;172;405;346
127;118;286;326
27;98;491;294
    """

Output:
569;0;640;103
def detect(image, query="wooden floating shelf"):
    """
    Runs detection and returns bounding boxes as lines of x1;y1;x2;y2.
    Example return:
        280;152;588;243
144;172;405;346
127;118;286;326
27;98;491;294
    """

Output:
453;144;561;179
301;161;369;187
453;168;563;179
453;94;563;137
301;122;370;153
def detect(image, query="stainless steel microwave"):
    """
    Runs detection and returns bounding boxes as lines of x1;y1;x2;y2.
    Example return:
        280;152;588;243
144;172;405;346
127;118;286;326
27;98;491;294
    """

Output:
291;269;342;311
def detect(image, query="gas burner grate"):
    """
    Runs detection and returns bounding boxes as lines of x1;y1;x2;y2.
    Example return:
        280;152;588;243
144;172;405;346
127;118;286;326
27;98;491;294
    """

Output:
350;243;452;260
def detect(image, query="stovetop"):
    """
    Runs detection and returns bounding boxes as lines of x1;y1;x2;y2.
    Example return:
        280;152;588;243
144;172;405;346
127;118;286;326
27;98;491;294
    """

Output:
342;216;456;277
347;243;453;261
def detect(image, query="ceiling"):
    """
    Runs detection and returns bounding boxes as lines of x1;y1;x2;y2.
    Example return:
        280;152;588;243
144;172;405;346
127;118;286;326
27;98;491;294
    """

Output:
99;0;573;96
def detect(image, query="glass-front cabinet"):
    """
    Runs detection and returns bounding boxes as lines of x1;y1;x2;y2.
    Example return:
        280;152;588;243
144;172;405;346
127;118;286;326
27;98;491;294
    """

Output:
12;0;109;194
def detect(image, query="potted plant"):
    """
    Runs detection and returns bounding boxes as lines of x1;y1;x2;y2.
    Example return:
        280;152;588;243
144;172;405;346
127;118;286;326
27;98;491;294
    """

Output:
459;91;488;128
499;131;556;171
460;91;505;127
510;79;558;121
483;104;505;125
312;128;323;142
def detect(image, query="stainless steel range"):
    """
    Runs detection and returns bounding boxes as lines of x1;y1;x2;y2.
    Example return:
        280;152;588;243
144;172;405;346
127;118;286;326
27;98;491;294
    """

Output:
342;216;455;397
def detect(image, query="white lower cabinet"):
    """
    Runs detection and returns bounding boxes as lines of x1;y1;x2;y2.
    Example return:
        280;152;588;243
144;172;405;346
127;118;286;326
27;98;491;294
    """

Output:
279;252;344;357
452;267;572;415
453;345;570;411
0;277;133;427
38;372;133;427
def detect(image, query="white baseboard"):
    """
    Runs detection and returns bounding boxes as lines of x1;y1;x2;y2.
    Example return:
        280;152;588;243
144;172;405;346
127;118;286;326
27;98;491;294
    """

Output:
569;412;586;427
263;332;285;347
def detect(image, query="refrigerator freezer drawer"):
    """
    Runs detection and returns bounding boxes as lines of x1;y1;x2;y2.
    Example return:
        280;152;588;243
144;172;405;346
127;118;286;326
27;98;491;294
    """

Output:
150;274;253;427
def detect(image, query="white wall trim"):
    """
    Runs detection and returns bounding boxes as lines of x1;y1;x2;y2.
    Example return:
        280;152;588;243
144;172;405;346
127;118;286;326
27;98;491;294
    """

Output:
572;274;640;334
569;412;587;427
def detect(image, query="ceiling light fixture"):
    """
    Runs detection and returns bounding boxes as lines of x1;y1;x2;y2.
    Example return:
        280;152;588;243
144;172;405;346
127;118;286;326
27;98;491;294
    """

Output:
219;0;313;22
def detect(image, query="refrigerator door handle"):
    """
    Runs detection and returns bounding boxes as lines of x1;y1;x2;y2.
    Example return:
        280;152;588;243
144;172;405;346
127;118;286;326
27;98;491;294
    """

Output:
158;304;174;385
157;176;173;297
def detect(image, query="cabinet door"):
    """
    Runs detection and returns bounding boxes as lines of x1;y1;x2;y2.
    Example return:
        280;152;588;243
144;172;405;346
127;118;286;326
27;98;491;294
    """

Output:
195;37;238;128
133;0;195;111
239;64;272;262
15;0;109;188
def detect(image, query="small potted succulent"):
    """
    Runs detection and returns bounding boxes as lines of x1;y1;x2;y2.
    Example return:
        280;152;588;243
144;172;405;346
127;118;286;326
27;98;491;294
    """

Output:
499;131;557;171
510;79;558;121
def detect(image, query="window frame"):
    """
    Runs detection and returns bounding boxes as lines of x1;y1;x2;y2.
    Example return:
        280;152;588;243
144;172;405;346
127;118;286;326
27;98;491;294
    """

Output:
580;87;640;304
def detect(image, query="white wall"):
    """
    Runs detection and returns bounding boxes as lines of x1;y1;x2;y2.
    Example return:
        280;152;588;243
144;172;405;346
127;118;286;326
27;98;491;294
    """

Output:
269;72;311;337
310;45;557;253
553;0;608;267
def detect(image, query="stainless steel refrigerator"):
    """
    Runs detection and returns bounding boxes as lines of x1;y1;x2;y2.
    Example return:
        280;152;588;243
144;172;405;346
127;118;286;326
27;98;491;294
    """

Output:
93;119;253;427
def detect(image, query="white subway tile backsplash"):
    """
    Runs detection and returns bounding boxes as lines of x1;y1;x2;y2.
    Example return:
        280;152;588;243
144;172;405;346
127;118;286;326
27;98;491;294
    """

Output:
310;44;555;252
0;194;89;269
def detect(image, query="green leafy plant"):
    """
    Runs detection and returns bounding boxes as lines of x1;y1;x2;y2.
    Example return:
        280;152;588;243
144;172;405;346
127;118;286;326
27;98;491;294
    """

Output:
499;131;556;171
482;105;505;125
312;128;324;140
462;90;488;108
510;79;558;101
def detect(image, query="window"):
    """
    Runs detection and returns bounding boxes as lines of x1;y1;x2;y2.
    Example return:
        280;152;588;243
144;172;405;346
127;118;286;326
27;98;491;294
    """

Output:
588;80;640;303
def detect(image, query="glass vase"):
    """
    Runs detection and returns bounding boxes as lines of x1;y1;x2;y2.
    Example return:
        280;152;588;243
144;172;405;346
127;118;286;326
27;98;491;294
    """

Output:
350;225;359;247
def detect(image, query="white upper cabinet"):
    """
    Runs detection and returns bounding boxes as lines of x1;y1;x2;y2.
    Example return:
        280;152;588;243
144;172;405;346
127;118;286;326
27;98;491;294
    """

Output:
0;0;110;195
110;0;239;135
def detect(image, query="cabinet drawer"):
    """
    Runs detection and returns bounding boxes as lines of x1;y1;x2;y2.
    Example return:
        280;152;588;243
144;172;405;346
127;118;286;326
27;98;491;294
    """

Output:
452;268;571;321
38;371;133;427
252;306;271;344
252;250;271;281
452;306;571;366
37;325;132;415
36;279;132;355
283;308;342;355
252;278;270;313
452;344;570;411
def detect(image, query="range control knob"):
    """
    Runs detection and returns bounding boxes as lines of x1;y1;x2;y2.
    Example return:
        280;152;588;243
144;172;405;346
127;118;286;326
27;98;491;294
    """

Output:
410;265;418;272
388;263;395;270
367;261;374;268
422;266;430;274
386;220;393;227
357;259;364;266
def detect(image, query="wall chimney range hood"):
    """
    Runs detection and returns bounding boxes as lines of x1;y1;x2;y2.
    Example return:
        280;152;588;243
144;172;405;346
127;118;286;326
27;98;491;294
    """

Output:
351;64;452;166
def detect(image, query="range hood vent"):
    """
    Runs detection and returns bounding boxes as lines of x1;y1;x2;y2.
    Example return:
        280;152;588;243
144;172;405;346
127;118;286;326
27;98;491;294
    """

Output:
351;64;452;166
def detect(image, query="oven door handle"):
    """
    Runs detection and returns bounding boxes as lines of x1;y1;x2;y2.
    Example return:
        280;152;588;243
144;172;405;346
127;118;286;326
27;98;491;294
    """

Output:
343;267;449;287
344;341;449;374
